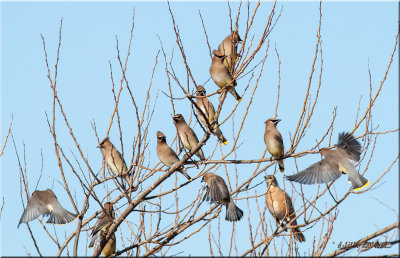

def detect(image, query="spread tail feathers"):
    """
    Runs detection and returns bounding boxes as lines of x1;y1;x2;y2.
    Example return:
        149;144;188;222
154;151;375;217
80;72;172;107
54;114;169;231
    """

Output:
225;201;244;222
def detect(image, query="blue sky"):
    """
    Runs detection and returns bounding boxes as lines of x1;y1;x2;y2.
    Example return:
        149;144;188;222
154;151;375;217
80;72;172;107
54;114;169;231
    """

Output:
1;1;399;256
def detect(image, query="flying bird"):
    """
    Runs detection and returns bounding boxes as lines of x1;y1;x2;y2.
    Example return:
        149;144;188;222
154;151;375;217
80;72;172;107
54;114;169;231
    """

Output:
18;189;77;227
286;132;369;192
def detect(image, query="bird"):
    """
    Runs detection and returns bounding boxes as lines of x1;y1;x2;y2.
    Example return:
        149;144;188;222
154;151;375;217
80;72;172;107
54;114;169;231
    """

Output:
202;173;243;222
195;86;228;145
209;49;242;101
18;189;77;227
89;202;116;257
265;175;306;242
156;131;192;181
89;202;115;248
217;31;242;70
172;114;206;161
97;137;131;184
286;132;369;192
98;231;116;257
264;118;285;172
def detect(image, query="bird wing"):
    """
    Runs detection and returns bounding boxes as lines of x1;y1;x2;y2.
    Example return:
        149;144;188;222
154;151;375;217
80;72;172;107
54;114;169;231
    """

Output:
91;216;113;237
206;177;230;203
286;159;342;185
46;197;77;224
336;132;361;161
18;195;49;226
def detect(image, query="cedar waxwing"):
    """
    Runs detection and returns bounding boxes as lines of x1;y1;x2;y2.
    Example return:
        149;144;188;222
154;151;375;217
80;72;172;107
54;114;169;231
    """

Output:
172;114;206;161
209;50;242;101
286;132;369;192
89;202;115;248
217;31;242;70
264;118;285;172
202;173;243;222
265;175;306;242
156;131;192;181
97;137;130;183
18;189;77;227
98;231;116;257
195;86;228;145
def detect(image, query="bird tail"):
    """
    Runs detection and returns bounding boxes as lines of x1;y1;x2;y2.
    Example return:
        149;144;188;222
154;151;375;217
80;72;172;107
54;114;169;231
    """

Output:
228;86;242;102
89;231;100;248
348;172;369;192
197;149;206;161
213;127;228;146
47;209;77;224
178;168;192;181
293;228;306;242
278;159;284;173
225;201;244;222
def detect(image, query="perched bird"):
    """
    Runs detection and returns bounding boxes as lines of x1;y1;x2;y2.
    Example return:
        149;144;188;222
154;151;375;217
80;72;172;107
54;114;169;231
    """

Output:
18;189;77;227
217;31;242;70
156;131;192;181
286;132;369;192
98;231;116;257
97;137;130;183
173;114;206;161
202;173;243;222
264;118;285;172
89;202;115;248
89;202;116;256
195;86;228;145
265;175;306;242
209;49;242;101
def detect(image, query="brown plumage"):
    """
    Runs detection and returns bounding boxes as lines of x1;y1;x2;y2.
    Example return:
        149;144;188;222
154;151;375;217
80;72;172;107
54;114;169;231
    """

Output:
202;173;243;222
172;114;206;161
99;231;116;257
265;175;305;242
195;86;228;145
18;189;77;227
217;31;242;70
209;50;242;101
89;202;115;248
156;131;192;180
97;137;131;183
286;132;369;192
264;118;284;172
89;202;116;256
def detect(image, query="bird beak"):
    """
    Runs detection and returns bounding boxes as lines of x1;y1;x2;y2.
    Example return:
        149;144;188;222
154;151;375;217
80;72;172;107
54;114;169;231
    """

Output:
276;119;282;123
96;145;100;148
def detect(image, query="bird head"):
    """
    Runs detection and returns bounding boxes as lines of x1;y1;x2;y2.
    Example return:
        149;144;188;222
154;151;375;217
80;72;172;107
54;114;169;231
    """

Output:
97;137;110;149
196;86;206;96
319;148;330;157
172;114;184;124
264;175;278;187
213;49;226;59
265;118;281;127
156;131;166;143
232;31;242;43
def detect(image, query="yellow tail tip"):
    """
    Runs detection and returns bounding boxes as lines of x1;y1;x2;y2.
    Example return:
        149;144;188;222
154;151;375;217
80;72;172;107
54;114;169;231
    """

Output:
280;168;284;173
221;141;228;146
189;178;193;182
354;180;370;192
237;98;242;102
